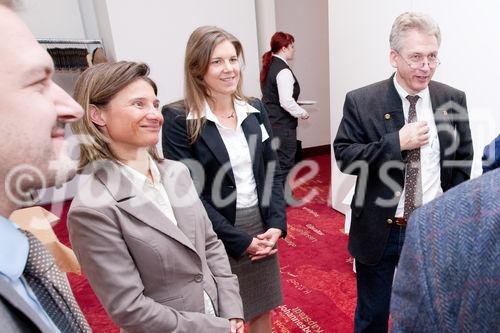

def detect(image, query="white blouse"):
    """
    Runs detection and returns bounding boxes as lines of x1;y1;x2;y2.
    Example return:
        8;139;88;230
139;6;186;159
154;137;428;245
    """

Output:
206;100;260;208
188;100;266;208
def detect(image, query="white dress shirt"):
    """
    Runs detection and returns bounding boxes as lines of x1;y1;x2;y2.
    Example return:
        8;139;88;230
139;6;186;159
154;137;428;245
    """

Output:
393;74;443;218
119;157;215;316
273;54;308;118
188;100;261;209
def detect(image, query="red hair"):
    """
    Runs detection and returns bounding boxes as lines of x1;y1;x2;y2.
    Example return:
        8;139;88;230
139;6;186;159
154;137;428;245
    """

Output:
260;32;295;83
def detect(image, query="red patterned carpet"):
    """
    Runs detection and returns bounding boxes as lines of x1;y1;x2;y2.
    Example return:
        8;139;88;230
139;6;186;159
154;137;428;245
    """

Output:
50;154;356;332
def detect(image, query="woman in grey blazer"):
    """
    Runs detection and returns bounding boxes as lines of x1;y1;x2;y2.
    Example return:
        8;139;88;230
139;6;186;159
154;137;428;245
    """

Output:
68;61;244;333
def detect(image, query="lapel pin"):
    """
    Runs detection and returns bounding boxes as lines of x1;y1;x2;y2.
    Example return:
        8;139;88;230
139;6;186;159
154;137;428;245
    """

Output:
384;113;391;120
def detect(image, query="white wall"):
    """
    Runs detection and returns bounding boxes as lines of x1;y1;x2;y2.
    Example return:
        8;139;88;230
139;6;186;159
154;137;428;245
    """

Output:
17;0;86;39
274;0;331;149
98;0;261;105
16;0;88;96
329;0;500;212
77;0;100;40
92;0;116;61
255;0;277;59
415;0;500;174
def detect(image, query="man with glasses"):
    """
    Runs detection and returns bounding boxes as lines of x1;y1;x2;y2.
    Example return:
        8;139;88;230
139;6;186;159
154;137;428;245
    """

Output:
333;12;473;332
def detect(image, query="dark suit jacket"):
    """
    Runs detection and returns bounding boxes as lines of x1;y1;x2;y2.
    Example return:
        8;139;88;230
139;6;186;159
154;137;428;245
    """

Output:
68;159;243;333
0;279;53;333
162;98;286;258
390;168;500;332
333;75;473;265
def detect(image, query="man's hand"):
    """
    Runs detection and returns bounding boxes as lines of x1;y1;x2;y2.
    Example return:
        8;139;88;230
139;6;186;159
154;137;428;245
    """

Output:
399;121;429;151
229;318;244;333
300;111;310;120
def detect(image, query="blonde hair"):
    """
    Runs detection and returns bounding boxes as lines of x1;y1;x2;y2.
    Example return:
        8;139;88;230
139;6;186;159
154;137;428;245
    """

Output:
390;12;441;52
184;26;247;143
72;61;162;171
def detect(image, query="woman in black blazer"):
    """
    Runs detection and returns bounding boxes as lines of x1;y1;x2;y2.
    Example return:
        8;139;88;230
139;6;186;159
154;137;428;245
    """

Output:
162;26;286;333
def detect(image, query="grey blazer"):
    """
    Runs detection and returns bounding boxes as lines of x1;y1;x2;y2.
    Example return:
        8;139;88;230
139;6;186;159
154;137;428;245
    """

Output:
68;159;243;333
0;279;53;333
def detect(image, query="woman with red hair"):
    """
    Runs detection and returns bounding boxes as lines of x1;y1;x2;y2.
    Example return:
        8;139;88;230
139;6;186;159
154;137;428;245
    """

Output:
260;32;309;200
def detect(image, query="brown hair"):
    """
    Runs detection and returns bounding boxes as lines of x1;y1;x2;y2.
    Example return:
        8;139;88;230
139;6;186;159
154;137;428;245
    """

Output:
184;25;247;143
0;0;16;9
260;32;295;83
72;61;162;170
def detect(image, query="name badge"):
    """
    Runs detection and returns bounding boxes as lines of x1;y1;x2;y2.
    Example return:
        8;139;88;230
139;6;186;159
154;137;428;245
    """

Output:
260;124;269;142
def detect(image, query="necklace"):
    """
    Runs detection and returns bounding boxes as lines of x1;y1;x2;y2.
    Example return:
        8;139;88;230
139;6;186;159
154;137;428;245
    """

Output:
225;110;236;119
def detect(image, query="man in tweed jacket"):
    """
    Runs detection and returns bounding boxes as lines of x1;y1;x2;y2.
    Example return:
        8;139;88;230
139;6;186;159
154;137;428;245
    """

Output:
390;168;500;332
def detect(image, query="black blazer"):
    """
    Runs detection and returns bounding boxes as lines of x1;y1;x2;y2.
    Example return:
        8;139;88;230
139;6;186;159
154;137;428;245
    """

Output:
333;75;474;265
162;98;286;258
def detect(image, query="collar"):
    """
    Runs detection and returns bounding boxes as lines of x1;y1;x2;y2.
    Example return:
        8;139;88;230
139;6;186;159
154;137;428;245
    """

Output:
119;155;162;187
0;216;29;281
272;53;288;65
187;99;260;129
393;73;430;102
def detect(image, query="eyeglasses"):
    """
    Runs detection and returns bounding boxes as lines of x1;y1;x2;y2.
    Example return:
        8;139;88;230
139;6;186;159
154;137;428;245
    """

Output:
397;51;441;69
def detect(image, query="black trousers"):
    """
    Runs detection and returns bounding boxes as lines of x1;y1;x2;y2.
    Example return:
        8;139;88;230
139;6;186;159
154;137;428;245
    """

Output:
354;225;406;333
272;127;297;201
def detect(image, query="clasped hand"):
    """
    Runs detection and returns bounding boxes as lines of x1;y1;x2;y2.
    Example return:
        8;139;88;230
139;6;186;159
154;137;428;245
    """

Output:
246;228;282;261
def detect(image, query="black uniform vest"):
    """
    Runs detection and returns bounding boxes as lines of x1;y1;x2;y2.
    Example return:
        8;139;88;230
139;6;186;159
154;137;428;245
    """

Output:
261;56;300;129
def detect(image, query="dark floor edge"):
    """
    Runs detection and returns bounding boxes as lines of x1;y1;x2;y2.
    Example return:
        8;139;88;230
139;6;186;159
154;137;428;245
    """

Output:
301;144;331;159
